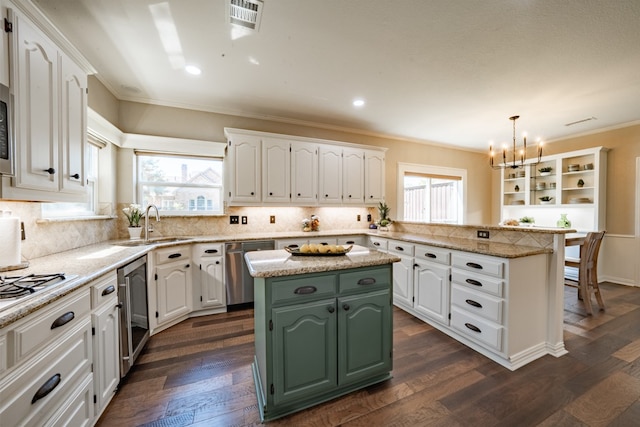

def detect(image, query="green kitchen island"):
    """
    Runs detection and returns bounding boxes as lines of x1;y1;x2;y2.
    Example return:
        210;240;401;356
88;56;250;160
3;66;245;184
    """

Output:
245;245;400;422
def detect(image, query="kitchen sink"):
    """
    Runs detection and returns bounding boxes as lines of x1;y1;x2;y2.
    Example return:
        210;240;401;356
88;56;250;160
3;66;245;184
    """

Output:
112;237;190;247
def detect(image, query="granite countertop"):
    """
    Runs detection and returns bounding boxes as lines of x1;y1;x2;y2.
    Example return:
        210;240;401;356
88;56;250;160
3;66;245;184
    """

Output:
0;226;562;328
244;245;401;278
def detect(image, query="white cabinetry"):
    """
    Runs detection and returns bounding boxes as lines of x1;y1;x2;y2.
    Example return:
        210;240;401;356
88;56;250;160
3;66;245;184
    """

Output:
501;146;607;231
193;243;226;312
226;133;261;204
262;138;290;203
0;1;11;86
318;145;342;204
342;148;364;204
225;128;386;207
413;244;451;326
0;288;94;426
2;7;88;202
387;239;414;310
291;141;318;204
155;245;193;327
364;149;385;204
90;273;119;419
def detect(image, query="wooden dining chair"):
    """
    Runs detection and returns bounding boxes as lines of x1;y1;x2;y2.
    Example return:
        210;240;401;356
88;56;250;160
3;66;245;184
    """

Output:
564;231;606;315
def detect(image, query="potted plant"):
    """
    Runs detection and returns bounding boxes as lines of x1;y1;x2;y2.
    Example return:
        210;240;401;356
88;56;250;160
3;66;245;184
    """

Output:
577;179;585;188
376;202;392;231
519;216;535;226
539;167;553;176
539;196;553;204
123;203;144;239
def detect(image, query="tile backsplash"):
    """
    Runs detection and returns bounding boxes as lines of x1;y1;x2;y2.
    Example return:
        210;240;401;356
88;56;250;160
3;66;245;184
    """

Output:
1;201;375;261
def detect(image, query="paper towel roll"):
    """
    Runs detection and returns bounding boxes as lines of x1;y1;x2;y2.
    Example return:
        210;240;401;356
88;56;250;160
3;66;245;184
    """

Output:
0;217;21;268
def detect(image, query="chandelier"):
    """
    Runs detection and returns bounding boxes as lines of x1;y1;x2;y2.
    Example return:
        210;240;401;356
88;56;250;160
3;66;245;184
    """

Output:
489;115;543;169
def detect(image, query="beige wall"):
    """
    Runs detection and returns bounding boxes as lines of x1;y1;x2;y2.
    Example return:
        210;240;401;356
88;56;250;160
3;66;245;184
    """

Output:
116;101;493;225
88;76;120;127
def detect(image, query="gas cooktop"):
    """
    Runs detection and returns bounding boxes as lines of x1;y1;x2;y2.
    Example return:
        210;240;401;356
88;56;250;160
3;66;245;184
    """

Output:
0;273;78;310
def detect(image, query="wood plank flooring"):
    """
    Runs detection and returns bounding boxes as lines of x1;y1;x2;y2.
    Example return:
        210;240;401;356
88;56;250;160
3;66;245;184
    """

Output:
96;283;640;426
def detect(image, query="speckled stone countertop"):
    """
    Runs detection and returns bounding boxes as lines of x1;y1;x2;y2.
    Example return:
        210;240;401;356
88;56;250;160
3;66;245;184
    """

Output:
245;245;401;278
0;226;564;328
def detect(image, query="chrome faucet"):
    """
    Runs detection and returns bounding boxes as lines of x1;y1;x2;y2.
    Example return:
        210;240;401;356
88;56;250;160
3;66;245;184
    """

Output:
144;204;160;242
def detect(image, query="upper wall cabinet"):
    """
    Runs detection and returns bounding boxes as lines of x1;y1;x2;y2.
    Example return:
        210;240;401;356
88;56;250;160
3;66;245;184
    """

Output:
1;5;89;202
500;146;607;231
224;128;386;207
0;1;9;86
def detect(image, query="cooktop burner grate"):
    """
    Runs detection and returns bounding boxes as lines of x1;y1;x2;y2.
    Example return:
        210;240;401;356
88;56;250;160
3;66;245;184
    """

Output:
0;273;68;300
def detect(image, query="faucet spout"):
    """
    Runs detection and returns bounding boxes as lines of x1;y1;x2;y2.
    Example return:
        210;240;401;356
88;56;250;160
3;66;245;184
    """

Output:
144;204;160;242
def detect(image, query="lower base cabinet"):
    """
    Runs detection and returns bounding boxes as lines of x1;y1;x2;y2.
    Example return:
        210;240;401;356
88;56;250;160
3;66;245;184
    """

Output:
253;265;393;422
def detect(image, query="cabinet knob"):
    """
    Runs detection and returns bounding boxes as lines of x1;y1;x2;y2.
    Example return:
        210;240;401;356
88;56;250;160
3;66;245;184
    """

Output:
43;167;56;175
269;192;273;196
70;173;80;179
370;195;374;198
297;193;301;196
216;261;220;265
342;303;350;311
251;192;255;195
348;194;352;198
185;264;190;268
327;306;335;313
115;303;123;309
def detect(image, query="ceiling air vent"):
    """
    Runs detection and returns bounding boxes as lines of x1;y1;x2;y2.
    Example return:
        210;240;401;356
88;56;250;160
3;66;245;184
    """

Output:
229;0;264;31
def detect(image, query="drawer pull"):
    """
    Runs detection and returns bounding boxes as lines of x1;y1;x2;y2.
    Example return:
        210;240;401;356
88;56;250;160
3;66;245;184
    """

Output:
51;311;75;329
101;285;116;296
168;253;182;259
465;299;483;309
357;277;376;286
32;373;61;404
204;249;219;254
287;244;299;249
425;253;437;258
373;242;381;247
294;286;317;295
466;278;483;287
466;262;483;270
395;246;404;251
346;240;355;244
465;323;482;333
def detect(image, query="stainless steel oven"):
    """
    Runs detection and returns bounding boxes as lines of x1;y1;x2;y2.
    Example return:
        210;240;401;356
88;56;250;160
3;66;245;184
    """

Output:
0;83;14;176
117;255;149;378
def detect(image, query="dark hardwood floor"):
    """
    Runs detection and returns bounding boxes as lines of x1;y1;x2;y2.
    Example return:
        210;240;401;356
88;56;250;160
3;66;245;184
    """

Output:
96;283;640;427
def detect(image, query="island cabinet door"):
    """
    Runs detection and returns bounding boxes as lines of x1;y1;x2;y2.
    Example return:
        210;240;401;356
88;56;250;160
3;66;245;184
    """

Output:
338;289;392;386
271;299;337;405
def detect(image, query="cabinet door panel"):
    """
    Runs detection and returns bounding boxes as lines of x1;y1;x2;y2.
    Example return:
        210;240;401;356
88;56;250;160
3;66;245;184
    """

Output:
60;56;87;194
338;290;391;385
200;259;225;308
12;11;59;191
414;261;450;325
262;139;290;203
392;254;413;309
364;150;385;204
156;263;192;324
93;299;120;413
318;146;342;204
291;142;318;204
342;149;364;204
272;299;337;405
227;136;260;202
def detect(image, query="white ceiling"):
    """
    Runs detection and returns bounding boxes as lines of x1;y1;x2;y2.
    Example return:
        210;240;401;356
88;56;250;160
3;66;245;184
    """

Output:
32;0;640;151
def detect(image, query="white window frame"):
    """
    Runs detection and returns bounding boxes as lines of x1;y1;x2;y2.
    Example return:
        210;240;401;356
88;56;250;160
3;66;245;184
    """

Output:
396;162;467;224
136;152;224;216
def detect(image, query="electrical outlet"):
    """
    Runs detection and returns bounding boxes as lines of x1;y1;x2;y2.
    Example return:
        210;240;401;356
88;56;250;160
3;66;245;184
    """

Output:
367;214;372;222
241;216;248;224
270;215;276;224
477;230;490;239
230;215;239;224
357;214;361;221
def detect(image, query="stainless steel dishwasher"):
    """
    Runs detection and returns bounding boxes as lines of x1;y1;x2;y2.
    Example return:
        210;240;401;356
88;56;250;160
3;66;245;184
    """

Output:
225;240;275;306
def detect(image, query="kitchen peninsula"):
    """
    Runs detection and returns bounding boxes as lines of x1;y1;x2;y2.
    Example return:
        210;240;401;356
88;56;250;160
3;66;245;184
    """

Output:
245;245;400;422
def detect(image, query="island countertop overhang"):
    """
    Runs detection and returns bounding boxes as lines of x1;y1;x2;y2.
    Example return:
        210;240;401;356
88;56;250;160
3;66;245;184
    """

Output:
245;245;401;278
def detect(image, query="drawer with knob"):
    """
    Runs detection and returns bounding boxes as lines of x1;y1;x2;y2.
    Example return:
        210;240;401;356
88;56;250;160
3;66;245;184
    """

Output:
387;240;414;256
452;253;504;278
193;243;223;258
271;274;336;305
414;244;450;265
156;245;191;265
450;306;503;352
451;284;503;324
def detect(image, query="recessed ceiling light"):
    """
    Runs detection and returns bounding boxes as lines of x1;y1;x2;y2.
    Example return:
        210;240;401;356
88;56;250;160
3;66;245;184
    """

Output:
353;99;365;107
185;65;201;75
